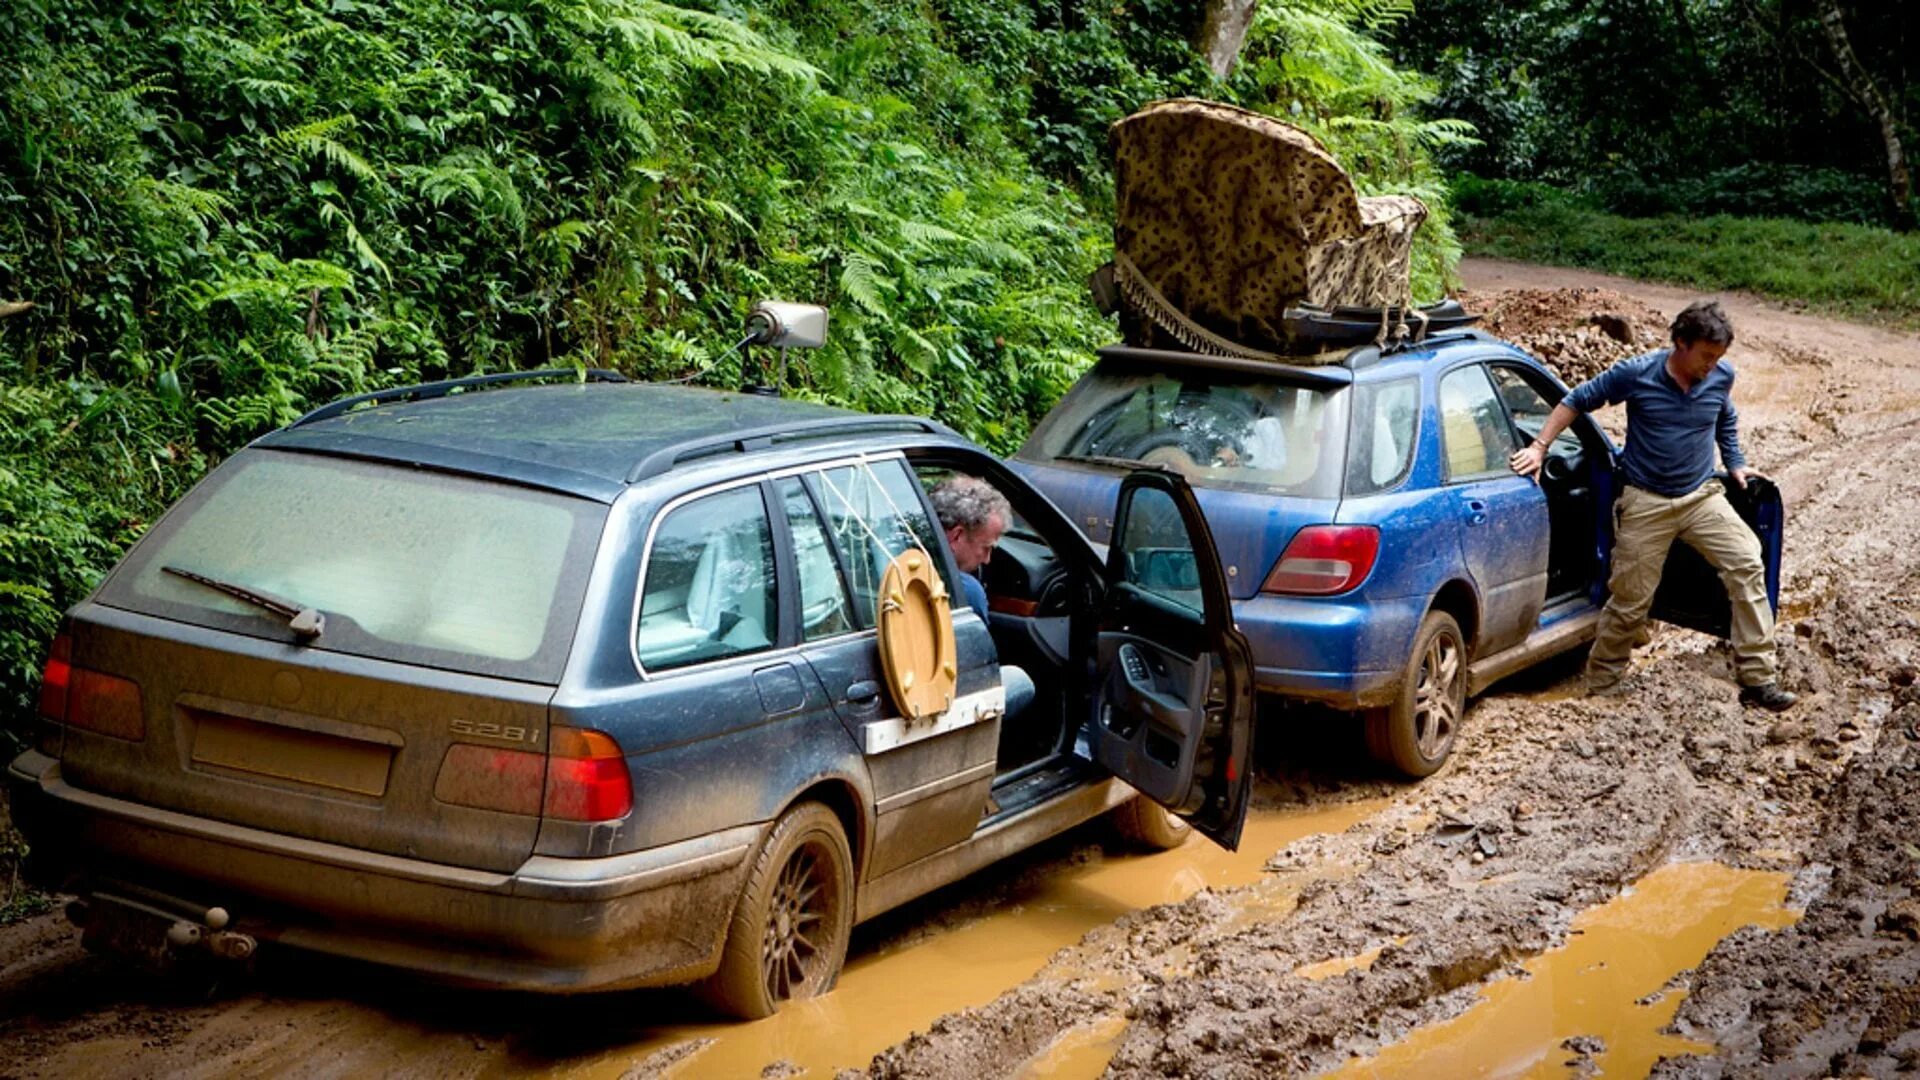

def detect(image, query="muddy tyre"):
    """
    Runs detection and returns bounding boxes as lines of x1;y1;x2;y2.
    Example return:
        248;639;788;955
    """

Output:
1365;611;1467;778
700;802;854;1019
1110;794;1191;851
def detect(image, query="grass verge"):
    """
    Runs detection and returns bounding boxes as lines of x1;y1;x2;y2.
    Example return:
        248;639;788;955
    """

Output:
1456;181;1920;329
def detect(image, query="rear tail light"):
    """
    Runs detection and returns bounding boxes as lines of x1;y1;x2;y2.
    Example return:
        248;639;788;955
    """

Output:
543;728;632;822
433;726;631;822
37;634;72;722
1262;525;1380;596
434;743;546;815
38;633;146;741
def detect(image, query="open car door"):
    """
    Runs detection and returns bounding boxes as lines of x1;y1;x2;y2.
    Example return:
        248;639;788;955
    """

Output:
1087;471;1257;850
1649;475;1785;636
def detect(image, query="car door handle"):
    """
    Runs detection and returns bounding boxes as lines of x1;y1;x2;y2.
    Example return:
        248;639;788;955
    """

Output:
846;680;881;705
1464;498;1489;526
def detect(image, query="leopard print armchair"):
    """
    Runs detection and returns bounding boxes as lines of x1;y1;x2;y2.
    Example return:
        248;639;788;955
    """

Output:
1109;98;1428;361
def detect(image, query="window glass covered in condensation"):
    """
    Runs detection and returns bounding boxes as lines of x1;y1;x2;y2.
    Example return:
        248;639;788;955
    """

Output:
636;486;777;672
105;451;603;681
1023;368;1346;497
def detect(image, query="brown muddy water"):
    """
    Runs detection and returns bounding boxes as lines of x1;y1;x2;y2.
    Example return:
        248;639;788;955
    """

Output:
1325;861;1801;1079
562;800;1386;1078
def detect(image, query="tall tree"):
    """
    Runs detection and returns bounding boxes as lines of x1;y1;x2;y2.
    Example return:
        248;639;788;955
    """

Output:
1196;0;1259;78
1814;0;1912;224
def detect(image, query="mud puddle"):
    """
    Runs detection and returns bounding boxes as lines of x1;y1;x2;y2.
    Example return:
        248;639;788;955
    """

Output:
1327;862;1801;1079
1013;1013;1130;1079
575;800;1388;1079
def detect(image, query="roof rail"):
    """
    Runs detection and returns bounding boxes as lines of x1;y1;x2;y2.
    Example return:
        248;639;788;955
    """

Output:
626;416;958;483
290;368;629;427
1377;327;1500;357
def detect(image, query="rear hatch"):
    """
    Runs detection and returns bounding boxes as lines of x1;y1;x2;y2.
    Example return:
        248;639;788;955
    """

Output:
1012;356;1351;600
70;449;607;873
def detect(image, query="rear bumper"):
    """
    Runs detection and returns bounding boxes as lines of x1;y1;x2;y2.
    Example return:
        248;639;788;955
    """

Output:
6;750;757;992
1234;592;1422;709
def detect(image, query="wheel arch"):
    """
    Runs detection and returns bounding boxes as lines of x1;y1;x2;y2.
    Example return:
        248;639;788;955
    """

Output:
1427;578;1481;655
777;776;870;882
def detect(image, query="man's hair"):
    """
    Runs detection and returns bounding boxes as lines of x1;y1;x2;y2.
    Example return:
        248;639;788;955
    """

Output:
928;474;1011;534
1670;300;1734;346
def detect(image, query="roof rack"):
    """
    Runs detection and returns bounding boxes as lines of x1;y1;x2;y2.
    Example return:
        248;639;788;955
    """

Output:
290;367;629;427
626;416;959;483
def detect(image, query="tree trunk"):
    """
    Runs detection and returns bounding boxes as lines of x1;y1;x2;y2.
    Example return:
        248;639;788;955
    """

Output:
1815;0;1912;225
1196;0;1259;80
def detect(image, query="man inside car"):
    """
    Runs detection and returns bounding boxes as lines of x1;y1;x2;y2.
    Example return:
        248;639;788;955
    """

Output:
929;475;1035;717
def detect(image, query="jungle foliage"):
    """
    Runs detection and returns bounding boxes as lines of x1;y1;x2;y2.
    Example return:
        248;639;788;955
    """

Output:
0;0;1465;741
1391;0;1918;228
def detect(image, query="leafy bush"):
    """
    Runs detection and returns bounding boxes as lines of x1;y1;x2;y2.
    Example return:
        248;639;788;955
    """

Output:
1594;165;1893;228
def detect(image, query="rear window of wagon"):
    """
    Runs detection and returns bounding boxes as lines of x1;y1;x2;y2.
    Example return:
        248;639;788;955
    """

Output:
98;450;606;683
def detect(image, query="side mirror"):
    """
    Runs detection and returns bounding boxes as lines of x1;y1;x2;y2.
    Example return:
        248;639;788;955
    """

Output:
746;301;829;350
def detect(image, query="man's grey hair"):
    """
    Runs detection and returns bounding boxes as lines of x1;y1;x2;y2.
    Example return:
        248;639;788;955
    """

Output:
1671;300;1734;346
929;474;1011;534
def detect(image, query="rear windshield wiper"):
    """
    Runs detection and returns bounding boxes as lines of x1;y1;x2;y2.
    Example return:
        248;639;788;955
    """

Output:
162;566;326;641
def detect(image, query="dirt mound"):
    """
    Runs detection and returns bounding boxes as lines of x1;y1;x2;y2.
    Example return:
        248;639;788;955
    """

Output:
1461;285;1668;385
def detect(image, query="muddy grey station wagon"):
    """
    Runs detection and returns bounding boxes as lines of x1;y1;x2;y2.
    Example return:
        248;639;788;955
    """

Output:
11;369;1255;1016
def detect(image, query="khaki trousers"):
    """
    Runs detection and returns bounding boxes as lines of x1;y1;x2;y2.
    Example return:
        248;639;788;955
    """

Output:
1587;479;1777;687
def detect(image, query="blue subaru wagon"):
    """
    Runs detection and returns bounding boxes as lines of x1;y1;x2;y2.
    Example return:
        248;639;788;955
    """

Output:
1012;331;1783;777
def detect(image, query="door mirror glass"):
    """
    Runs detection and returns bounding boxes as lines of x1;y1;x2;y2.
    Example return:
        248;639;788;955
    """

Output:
1115;484;1203;615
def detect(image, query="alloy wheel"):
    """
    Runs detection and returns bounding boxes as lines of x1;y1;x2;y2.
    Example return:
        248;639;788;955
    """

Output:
1411;629;1463;761
761;842;833;1003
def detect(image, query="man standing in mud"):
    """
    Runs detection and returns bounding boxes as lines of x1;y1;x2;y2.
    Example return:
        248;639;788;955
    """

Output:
1509;300;1797;711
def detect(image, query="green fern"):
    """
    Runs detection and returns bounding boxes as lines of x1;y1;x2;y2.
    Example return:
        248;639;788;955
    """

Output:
272;115;381;184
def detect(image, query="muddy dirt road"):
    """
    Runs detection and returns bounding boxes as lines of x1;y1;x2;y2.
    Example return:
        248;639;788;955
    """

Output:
3;259;1917;1078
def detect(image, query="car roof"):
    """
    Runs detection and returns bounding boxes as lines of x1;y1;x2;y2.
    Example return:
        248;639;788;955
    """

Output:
254;382;961;503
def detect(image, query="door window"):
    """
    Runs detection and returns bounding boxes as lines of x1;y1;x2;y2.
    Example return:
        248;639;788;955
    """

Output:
1439;365;1517;481
1345;377;1420;495
1116;485;1203;614
809;459;944;629
1488;365;1582;454
636;486;777;672
778;478;855;641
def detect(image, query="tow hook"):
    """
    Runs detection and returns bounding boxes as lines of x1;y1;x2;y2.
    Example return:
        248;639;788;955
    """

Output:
164;910;257;961
70;894;257;967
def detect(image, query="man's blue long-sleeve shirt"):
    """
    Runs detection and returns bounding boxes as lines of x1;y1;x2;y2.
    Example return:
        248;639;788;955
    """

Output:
1563;349;1746;497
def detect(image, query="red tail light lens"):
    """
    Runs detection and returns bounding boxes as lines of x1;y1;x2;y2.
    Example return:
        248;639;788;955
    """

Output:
68;669;147;740
434;743;546;815
37;634;73;722
1262;525;1380;596
40;634;146;741
433;727;631;821
543;728;632;822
